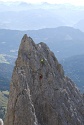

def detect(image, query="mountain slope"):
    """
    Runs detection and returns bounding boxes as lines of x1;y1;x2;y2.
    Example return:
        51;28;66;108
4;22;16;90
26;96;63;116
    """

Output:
0;63;13;90
0;91;9;119
74;19;84;32
5;35;84;125
0;26;84;60
61;55;84;93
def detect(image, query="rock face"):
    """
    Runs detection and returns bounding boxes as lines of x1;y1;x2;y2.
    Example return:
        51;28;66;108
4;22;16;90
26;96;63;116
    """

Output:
5;34;84;125
0;118;3;125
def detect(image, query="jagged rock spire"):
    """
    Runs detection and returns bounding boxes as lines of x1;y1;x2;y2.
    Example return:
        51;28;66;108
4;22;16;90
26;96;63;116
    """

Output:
5;35;84;125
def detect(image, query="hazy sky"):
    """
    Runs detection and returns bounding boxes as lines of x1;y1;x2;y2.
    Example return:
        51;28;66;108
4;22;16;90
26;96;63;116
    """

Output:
1;0;84;6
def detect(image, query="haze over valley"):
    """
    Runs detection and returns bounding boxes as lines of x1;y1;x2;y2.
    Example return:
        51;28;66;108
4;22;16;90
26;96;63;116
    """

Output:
0;1;84;31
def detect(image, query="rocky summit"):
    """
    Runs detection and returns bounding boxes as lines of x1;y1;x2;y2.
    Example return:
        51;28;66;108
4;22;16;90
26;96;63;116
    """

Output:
5;34;84;125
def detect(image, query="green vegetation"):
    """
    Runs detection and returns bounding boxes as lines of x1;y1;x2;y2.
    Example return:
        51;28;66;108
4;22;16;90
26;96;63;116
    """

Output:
0;91;9;119
40;59;44;64
0;63;13;90
0;54;9;64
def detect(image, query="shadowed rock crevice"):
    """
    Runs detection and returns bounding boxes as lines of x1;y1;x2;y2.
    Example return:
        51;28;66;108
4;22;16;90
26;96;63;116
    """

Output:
5;34;84;125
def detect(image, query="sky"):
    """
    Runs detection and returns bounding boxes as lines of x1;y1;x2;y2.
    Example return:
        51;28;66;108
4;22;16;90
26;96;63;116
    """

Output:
1;0;84;6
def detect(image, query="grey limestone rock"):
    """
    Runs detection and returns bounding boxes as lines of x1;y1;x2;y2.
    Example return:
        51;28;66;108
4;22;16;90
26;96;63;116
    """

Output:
5;34;84;125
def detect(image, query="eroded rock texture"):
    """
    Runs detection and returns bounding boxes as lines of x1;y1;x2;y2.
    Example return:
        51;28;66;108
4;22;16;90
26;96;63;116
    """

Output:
5;34;84;125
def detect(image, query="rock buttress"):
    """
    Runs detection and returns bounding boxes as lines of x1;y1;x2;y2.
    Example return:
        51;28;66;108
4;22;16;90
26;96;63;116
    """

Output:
5;34;84;125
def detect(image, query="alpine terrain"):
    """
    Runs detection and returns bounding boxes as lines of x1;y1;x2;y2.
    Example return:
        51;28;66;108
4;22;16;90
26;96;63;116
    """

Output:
5;35;84;125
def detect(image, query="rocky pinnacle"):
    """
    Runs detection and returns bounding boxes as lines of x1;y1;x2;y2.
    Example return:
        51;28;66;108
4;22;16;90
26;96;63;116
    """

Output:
5;34;84;125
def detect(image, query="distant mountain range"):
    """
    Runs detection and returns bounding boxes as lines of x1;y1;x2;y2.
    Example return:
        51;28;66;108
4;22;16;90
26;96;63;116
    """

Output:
0;2;84;30
0;26;84;60
74;19;84;32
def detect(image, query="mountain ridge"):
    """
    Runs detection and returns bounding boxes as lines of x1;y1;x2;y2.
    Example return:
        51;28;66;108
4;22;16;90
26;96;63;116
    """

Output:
61;54;84;93
0;26;84;59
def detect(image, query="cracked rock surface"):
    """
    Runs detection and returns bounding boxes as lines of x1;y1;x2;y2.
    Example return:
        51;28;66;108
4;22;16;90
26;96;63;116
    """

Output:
5;34;84;125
